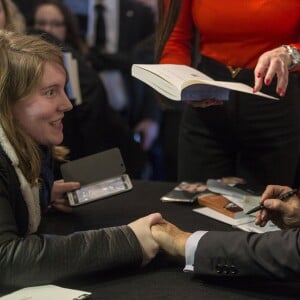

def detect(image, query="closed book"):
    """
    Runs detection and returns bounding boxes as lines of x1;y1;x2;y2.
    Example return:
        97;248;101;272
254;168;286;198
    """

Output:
160;181;208;203
197;193;244;219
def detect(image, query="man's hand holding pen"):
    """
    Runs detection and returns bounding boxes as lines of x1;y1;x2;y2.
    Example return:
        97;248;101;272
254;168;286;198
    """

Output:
255;185;300;229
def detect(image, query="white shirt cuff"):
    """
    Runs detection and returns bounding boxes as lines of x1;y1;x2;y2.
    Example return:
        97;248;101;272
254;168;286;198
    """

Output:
184;231;207;272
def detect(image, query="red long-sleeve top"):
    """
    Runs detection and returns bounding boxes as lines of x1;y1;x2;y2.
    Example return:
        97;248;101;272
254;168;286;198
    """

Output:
160;0;300;69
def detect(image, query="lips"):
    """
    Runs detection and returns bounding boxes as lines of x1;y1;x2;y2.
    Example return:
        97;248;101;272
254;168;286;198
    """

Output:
50;117;63;126
50;118;64;132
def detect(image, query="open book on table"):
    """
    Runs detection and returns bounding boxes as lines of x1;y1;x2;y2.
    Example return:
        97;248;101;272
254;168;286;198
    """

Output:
131;64;278;101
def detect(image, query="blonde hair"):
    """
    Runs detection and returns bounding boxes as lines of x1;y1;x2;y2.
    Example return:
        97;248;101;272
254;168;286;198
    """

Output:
0;30;68;186
1;0;26;33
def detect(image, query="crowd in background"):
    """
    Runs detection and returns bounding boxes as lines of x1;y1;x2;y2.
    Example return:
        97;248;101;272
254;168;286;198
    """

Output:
2;0;300;289
11;0;182;182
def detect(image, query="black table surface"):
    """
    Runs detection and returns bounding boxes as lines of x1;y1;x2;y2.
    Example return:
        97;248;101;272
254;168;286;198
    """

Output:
6;181;300;299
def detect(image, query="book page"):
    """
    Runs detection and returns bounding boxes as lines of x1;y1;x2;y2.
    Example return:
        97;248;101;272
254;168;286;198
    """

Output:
132;64;279;101
0;285;91;300
210;80;278;100
193;207;254;226
133;64;213;89
236;221;280;233
193;207;280;232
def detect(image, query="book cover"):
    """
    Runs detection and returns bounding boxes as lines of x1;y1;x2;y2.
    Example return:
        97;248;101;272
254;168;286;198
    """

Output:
131;64;278;101
160;182;207;203
63;52;82;105
197;193;244;219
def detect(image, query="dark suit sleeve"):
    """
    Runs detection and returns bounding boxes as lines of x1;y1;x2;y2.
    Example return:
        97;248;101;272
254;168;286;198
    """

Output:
193;229;300;279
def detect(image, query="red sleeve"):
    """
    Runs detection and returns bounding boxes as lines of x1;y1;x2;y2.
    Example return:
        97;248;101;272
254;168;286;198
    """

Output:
159;0;194;66
290;43;300;51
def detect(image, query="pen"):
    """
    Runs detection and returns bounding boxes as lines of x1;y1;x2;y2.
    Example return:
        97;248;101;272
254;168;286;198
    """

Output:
245;188;298;215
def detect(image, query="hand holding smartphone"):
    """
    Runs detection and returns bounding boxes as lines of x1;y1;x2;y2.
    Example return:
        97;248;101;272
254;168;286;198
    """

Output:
61;148;133;207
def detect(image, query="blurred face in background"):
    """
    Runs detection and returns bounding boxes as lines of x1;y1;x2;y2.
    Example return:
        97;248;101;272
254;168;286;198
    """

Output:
34;4;66;42
0;0;6;29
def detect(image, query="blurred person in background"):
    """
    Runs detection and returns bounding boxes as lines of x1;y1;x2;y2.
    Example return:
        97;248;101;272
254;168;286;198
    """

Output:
29;0;147;178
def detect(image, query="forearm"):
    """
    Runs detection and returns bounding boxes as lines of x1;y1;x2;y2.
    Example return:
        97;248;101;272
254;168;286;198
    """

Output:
0;225;142;288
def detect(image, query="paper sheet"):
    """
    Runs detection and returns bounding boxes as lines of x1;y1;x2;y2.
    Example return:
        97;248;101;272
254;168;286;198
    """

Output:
0;285;91;300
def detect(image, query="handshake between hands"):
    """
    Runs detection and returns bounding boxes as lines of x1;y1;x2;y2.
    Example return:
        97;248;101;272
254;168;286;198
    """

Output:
129;185;300;266
128;212;191;266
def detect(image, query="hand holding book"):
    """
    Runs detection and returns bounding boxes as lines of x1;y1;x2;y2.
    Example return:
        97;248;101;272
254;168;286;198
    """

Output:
131;64;279;101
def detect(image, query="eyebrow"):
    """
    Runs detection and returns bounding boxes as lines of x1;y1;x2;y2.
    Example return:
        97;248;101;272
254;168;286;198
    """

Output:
40;84;59;91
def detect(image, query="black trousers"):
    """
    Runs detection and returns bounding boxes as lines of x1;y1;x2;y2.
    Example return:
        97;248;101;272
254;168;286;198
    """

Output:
178;56;300;188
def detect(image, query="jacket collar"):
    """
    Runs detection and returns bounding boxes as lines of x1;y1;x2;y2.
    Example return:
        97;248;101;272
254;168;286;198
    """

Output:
0;124;41;234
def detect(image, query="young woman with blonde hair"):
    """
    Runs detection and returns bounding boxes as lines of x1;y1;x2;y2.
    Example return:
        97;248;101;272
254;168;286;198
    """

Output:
0;30;161;288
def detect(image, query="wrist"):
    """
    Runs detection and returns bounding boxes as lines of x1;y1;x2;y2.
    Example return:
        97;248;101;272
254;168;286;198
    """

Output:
177;232;192;257
281;45;300;70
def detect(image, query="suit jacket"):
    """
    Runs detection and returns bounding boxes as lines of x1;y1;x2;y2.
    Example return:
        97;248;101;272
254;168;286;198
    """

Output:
92;0;155;71
194;229;300;280
90;1;159;137
118;0;155;53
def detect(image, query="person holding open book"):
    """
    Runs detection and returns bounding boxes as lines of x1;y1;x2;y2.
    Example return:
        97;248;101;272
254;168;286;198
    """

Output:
151;184;300;279
156;0;300;188
0;30;162;288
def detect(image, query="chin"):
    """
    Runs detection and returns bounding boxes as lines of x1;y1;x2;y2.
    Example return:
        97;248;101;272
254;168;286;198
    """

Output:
48;136;64;146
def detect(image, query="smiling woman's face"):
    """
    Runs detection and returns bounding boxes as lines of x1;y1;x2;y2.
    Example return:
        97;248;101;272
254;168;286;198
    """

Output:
0;0;6;29
12;62;72;146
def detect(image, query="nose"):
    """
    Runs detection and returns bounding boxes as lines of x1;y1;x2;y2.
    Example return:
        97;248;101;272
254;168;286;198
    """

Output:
38;23;52;33
59;91;73;112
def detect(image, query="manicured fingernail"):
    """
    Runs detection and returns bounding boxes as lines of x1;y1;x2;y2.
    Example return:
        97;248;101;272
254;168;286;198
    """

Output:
257;72;261;78
265;79;270;85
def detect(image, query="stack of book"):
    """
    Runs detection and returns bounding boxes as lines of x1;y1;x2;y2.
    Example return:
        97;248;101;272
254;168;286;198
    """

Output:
160;179;280;233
